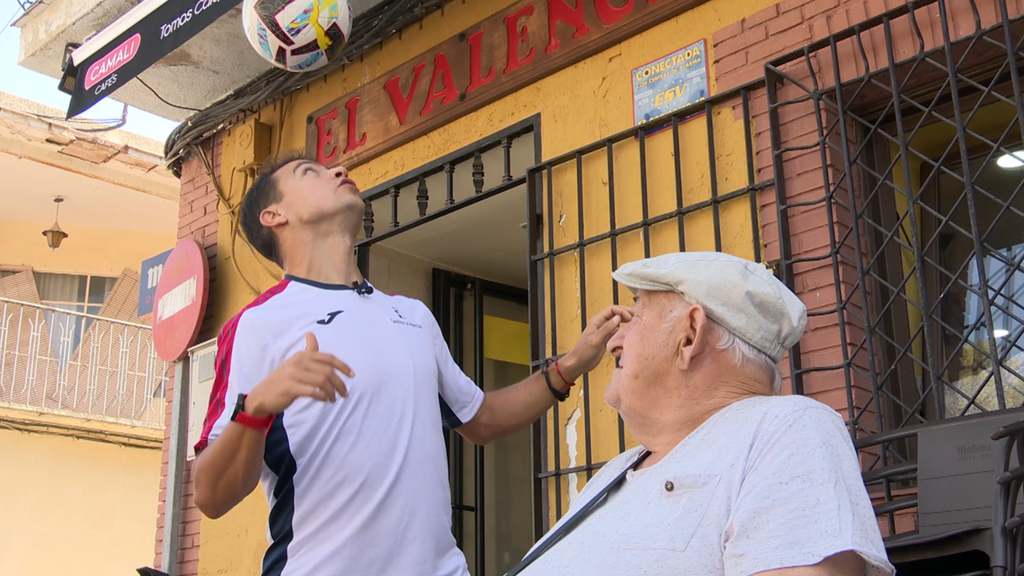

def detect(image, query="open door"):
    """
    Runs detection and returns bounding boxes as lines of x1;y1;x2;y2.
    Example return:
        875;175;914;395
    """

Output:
432;268;535;576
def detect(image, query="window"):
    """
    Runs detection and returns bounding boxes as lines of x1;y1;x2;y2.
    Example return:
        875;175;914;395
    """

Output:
34;273;118;366
929;149;1024;417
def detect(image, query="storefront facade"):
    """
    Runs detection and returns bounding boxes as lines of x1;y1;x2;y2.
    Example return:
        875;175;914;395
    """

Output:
157;0;1024;574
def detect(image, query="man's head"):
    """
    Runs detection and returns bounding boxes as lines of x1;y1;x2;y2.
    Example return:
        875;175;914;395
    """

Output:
605;252;807;417
240;154;362;268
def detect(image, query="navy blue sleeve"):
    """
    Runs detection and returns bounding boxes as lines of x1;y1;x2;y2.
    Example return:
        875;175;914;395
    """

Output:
439;395;464;429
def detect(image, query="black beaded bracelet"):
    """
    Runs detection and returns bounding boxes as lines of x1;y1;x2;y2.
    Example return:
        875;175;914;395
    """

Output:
542;362;570;402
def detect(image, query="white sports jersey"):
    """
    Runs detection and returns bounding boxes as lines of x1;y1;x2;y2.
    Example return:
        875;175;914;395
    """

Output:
196;275;484;576
517;395;895;576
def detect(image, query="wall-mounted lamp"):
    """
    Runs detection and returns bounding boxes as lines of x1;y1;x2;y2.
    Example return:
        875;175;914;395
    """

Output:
42;197;69;250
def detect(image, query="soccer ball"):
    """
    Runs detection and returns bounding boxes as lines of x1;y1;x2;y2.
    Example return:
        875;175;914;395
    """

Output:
242;0;353;73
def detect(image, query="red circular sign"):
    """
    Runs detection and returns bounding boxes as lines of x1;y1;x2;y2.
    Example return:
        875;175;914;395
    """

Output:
153;239;210;362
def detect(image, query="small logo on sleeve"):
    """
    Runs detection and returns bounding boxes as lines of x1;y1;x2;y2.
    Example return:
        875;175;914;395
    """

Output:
316;310;344;325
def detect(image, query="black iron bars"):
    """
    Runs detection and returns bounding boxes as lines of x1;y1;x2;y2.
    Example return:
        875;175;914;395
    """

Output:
526;79;770;517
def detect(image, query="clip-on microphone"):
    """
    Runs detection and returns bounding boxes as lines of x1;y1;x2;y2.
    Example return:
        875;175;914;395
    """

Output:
352;280;374;296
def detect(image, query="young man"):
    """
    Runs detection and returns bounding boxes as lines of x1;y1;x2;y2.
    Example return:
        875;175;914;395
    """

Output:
191;155;629;576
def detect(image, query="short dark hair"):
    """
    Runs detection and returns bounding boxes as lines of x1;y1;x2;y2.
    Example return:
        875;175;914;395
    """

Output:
239;153;306;267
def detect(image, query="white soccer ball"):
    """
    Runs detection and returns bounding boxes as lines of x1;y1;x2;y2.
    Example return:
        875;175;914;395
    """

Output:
242;0;353;73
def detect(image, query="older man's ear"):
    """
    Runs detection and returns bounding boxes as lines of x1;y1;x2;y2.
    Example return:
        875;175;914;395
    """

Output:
675;304;710;371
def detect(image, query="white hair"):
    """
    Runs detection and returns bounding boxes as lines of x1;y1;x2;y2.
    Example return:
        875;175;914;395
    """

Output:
713;324;783;395
662;295;783;395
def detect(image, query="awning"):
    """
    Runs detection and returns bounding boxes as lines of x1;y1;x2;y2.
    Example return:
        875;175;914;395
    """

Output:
58;0;243;119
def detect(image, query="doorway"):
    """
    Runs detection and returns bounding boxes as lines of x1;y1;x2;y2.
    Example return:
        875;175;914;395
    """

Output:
354;117;541;575
433;269;535;576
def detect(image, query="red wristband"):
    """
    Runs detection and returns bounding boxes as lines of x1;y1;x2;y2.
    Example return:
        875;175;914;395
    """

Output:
231;393;275;436
234;411;275;435
554;359;575;387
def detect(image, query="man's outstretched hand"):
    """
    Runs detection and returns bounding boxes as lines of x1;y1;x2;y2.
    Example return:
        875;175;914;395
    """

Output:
561;306;634;378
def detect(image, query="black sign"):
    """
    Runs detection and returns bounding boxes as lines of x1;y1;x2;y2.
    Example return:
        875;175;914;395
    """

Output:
59;0;243;119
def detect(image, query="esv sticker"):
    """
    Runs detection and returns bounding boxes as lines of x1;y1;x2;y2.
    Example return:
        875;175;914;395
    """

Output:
85;33;141;90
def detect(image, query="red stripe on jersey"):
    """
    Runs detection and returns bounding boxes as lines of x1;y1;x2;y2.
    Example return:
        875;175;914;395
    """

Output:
194;279;291;454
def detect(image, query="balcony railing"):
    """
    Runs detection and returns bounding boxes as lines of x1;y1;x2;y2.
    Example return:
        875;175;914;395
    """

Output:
0;297;168;429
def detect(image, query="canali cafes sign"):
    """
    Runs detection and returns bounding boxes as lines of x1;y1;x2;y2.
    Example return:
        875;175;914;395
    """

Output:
306;0;709;168
60;0;243;119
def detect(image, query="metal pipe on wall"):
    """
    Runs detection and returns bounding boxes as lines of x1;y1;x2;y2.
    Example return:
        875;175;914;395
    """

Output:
473;280;485;576
162;358;190;576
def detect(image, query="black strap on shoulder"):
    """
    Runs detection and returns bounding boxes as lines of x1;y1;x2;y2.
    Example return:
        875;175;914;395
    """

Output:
504;449;651;576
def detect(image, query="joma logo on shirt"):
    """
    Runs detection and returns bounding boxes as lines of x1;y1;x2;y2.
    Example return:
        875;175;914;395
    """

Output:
391;308;422;329
316;310;344;325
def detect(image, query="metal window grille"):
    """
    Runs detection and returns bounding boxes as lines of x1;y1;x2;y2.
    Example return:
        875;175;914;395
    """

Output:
526;83;773;529
767;0;1024;537
351;0;1024;550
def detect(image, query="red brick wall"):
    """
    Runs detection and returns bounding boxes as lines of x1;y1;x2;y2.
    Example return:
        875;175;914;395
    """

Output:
153;134;222;575
711;0;1024;410
710;0;1024;537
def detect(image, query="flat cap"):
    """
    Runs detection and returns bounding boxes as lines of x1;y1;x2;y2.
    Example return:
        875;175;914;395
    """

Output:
611;252;807;363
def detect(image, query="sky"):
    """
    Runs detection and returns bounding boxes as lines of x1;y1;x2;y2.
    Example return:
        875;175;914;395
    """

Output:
0;2;180;143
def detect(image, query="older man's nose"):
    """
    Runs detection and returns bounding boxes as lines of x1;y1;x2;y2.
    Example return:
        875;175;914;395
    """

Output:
607;329;624;356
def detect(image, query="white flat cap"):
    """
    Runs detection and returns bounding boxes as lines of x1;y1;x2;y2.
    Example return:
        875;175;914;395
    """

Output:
611;252;807;363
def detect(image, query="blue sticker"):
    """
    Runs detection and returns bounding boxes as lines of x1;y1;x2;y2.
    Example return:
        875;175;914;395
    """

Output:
632;39;710;130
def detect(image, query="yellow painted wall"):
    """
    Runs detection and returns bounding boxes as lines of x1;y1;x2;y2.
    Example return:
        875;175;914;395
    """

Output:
0;219;175;277
202;0;779;572
0;427;160;576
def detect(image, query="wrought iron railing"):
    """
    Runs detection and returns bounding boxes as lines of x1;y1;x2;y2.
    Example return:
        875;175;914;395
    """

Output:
0;297;168;428
356;119;539;253
527;81;772;530
767;0;1024;539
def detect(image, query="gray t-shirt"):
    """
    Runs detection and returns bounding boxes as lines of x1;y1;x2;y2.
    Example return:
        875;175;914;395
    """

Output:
518;395;895;576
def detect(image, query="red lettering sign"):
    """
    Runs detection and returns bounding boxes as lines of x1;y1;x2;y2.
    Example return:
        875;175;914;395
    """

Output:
315;109;339;165
504;5;536;75
384;62;427;126
306;0;705;169
343;97;367;154
547;0;590;53
421;52;460;116
466;30;495;94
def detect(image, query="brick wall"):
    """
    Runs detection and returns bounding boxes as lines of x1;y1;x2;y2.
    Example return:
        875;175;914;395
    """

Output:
709;0;1024;537
153;134;222;575
710;0;1024;409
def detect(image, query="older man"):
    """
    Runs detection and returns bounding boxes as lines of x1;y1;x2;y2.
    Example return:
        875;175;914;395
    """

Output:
510;252;894;576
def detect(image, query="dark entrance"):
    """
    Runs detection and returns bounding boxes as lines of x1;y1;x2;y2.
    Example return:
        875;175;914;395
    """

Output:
432;269;535;576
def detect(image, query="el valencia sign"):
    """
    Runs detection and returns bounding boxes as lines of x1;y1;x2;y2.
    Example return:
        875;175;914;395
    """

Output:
307;0;710;168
